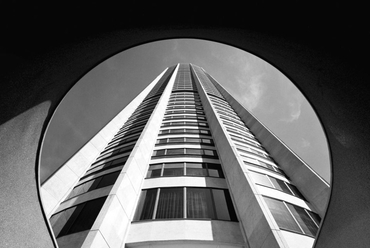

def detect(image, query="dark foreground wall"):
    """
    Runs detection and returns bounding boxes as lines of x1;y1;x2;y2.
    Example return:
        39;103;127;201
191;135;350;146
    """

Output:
1;5;369;248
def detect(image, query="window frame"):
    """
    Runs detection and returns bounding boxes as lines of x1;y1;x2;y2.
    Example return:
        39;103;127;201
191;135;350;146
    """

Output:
146;162;224;178
263;196;321;237
133;187;237;222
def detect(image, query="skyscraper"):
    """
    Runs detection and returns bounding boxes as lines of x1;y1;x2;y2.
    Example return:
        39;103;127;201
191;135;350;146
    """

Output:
41;63;330;248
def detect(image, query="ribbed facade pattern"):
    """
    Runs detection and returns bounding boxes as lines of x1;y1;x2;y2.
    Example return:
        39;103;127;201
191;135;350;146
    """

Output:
48;66;176;241
47;63;325;248
134;64;237;222
192;64;321;238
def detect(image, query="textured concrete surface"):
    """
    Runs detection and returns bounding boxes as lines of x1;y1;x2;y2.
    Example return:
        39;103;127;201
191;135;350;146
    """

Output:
126;220;244;245
1;5;369;248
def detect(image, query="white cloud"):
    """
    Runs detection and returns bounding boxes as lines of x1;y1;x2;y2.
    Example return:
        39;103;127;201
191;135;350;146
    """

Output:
237;74;265;110
280;93;303;122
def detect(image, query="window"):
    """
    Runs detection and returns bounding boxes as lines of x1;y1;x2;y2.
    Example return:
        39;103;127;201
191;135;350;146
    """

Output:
249;171;303;199
163;115;206;121
165;110;204;115
106;134;140;149
166;148;184;155
269;177;292;194
85;156;128;177
147;162;223;178
187;188;214;219
159;128;211;136
163;163;184;176
155;137;213;146
156;188;184;219
50;197;107;238
186;148;205;155
152;148;218;158
249;171;273;187
96;144;134;161
243;161;285;175
186;163;208;176
231;136;260;148
66;171;120;200
161;121;208;127
287;204;319;236
134;188;237;221
263;197;320;237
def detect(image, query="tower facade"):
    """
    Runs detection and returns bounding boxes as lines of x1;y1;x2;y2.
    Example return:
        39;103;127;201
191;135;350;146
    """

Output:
42;64;330;248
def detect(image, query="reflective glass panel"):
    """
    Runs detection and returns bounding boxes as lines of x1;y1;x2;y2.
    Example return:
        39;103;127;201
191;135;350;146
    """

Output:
187;188;215;219
166;148;184;155
287;203;318;236
163;163;184;176
147;164;162;178
269;177;291;194
186;163;207;176
156;188;184;219
263;197;301;233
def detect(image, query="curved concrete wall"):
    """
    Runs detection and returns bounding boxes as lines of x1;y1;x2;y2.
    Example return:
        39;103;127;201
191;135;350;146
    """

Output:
1;10;369;248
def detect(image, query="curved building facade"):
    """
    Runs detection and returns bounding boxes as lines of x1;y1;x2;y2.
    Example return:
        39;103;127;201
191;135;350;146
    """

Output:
41;63;329;248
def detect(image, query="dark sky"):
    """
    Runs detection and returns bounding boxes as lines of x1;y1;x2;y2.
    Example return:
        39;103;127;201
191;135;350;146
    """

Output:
40;39;330;183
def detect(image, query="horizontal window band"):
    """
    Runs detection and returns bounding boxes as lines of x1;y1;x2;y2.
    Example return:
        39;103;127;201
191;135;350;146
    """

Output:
151;154;219;159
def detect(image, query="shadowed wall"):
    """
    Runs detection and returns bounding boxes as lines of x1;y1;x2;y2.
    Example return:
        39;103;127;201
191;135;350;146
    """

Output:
0;5;369;248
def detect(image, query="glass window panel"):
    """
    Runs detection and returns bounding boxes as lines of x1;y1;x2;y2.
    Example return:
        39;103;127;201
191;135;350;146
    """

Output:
187;188;215;219
69;179;98;199
259;161;274;170
212;189;232;220
204;150;215;156
186;148;203;155
207;164;223;178
186;163;207;176
151;169;162;178
153;150;165;156
287;204;318;236
66;197;107;235
263;197;302;233
156;188;184;219
168;137;184;143
287;184;305;199
119;144;135;153
186;138;201;143
184;129;196;133
157;139;167;144
170;129;184;133
147;164;162;178
50;206;78;237
201;139;212;144
269;177;292;194
163;163;184;176
166;148;184;155
96;171;120;188
135;189;157;220
249;172;273;187
306;210;321;227
111;157;128;166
